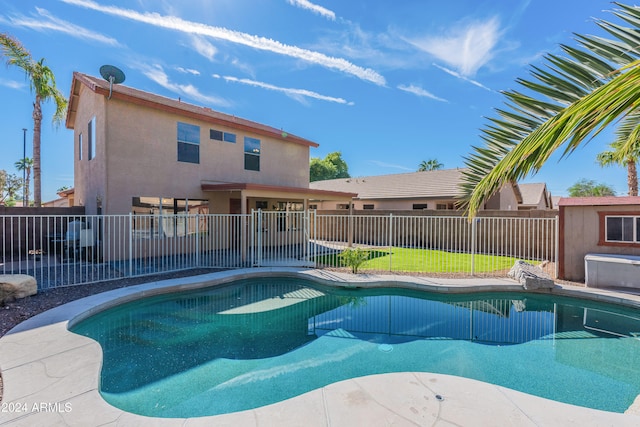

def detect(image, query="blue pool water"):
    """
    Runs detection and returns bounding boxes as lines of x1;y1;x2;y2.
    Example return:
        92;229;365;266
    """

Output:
70;277;640;418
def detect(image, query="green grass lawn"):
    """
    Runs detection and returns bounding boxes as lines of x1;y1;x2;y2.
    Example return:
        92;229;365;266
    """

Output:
317;246;530;273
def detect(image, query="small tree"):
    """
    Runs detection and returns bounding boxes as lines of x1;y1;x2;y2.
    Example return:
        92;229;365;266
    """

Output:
0;170;24;205
567;179;616;197
310;151;350;181
338;247;370;273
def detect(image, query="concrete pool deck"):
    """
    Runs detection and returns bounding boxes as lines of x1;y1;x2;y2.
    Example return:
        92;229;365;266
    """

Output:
1;267;640;426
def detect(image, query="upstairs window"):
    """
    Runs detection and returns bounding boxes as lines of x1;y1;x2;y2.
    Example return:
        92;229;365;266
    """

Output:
210;129;236;143
88;117;96;160
244;137;260;171
177;122;200;164
78;133;83;160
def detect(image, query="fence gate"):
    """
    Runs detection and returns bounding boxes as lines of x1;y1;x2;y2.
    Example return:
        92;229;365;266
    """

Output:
251;209;315;267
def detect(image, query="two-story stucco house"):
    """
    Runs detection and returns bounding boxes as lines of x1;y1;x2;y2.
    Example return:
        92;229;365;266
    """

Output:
65;72;353;216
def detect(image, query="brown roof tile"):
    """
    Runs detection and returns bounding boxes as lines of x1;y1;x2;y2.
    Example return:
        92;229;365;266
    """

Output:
309;169;466;200
558;196;640;206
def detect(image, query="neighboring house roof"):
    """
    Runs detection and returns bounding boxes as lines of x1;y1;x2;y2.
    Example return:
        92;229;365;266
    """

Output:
57;188;75;198
558;196;640;206
66;72;318;148
518;183;550;208
309;169;466;200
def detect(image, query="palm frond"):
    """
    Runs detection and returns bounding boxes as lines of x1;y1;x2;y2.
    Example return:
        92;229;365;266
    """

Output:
462;3;640;217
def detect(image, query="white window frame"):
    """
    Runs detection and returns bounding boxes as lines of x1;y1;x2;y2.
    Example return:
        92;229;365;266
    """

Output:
605;215;640;243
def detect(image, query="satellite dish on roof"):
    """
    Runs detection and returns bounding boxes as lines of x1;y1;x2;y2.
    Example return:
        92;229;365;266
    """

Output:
99;65;125;100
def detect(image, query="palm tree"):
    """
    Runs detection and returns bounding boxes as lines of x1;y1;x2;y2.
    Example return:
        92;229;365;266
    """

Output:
418;159;444;172
15;157;33;206
0;33;67;207
461;2;640;217
596;113;640;196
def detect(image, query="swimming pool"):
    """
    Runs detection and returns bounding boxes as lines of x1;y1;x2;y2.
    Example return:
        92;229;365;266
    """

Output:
70;276;640;418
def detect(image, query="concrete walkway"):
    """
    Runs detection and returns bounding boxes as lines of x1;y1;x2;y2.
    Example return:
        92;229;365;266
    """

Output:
1;268;640;426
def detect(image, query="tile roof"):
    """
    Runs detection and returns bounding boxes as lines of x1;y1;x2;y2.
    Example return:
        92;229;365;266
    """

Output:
66;72;318;148
309;169;466;200
558;196;640;206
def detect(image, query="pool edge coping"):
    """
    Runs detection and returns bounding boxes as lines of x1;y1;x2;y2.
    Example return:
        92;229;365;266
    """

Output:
1;267;640;426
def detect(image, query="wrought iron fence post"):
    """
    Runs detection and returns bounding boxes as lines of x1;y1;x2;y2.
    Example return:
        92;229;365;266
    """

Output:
303;210;309;266
555;215;559;278
128;212;133;277
250;210;255;267
195;213;200;267
471;218;478;276
256;209;262;267
389;213;393;271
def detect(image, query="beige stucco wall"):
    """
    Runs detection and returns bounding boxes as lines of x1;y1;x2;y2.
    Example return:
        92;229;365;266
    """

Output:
561;205;640;281
73;89;311;214
484;185;519;211
73;84;107;215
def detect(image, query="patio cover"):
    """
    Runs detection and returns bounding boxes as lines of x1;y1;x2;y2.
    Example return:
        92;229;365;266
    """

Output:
201;182;356;213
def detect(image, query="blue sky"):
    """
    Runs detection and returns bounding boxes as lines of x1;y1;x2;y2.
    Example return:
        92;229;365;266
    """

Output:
0;0;628;202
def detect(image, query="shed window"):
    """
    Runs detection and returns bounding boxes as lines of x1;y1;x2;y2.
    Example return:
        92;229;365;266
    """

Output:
606;216;640;243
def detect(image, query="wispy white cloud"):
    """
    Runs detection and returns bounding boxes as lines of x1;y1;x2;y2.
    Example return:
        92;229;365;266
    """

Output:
0;7;119;46
432;64;493;92
61;0;385;85
0;78;26;90
286;0;336;21
407;17;501;76
189;35;217;61
137;64;229;107
311;22;415;71
176;67;200;75
397;84;448;102
229;58;256;78
369;160;413;171
215;75;353;105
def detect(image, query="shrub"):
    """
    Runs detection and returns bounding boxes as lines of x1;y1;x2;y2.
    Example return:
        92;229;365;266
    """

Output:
338;247;370;274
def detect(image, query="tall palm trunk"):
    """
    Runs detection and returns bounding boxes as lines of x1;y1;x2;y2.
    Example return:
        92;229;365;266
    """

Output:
628;158;638;196
32;95;42;207
25;167;31;206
